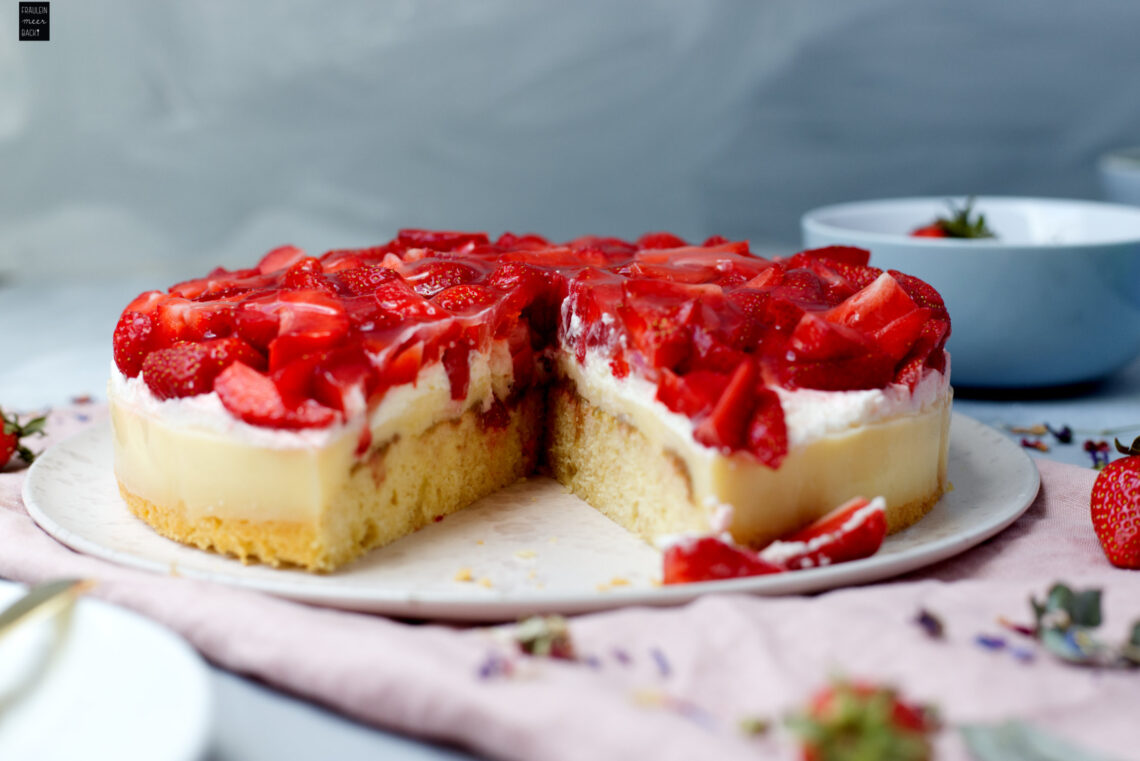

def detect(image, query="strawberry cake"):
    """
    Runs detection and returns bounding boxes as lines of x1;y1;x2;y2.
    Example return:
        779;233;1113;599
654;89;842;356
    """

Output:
108;230;952;572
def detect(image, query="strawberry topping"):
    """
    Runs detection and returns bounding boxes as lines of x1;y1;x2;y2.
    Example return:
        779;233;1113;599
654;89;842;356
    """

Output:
112;233;950;452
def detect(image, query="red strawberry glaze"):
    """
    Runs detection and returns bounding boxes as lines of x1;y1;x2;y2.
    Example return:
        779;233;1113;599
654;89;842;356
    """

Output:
113;231;951;467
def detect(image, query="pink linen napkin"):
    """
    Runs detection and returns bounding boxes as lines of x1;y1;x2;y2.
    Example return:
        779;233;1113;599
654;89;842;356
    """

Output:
2;406;1138;761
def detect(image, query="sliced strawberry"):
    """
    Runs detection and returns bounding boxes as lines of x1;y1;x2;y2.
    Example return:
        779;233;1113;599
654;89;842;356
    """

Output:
182;299;236;340
434;283;498;313
495;232;550;249
403;260;482;297
746;388;787;468
283;257;336;294
384;341;424;388
782;352;894;391
656;369;730;417
888;270;949;320
790;312;875;360
234;295;282;351
791;245;871;268
215;362;337;429
257;245;308;275
873;307;932;363
202;336;266;372
267;290;351;371
662;536;783;584
566;236;638;258
141;343;217;399
826;272;918;334
397;229;489;251
758;496;887;570
636;232;688;250
693;360;757;451
142;337;264;399
442;342;472;400
113;310;156;377
311;345;373;413
123;290;166;314
334;265;399;296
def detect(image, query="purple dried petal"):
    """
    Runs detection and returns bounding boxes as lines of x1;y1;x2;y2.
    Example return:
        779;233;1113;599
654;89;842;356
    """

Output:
1010;646;1037;663
650;647;672;678
915;608;944;639
612;647;632;666
583;655;602;670
975;634;1007;651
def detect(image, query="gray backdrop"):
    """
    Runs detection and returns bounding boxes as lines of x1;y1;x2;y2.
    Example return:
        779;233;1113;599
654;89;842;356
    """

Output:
3;0;1138;280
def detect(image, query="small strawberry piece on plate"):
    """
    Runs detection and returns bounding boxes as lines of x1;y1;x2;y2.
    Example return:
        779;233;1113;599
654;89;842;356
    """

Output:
789;679;937;761
759;496;887;570
1091;436;1140;569
662;536;782;585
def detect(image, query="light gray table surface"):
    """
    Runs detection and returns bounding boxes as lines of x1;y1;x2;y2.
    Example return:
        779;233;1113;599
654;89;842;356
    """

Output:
2;274;1138;760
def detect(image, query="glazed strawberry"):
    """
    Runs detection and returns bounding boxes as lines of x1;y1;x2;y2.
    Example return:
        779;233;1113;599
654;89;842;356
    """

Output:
662;536;782;584
759;497;887;570
215;361;338;429
141;343;218;399
113;310;156;377
693;360;758;452
1;408;46;468
789;679;937;761
1091;436;1140;568
403;260;482;297
635;232;688;249
267;290;351;371
397;229;489;251
435;284;497;313
257;245;308;275
746;388;788;468
283;258;337;295
335;265;399;296
141;337;263;399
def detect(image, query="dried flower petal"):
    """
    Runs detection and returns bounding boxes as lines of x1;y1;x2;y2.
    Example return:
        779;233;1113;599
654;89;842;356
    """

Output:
974;634;1007;651
1020;438;1050;452
650;647;671;678
1009;423;1048;435
914;608;944;639
1045;424;1073;444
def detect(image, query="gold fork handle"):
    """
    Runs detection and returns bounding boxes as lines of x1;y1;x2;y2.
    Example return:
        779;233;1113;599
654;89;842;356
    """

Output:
0;579;93;642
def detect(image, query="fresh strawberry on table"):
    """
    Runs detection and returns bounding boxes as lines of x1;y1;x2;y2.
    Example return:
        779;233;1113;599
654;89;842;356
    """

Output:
788;679;938;761
1;408;47;468
911;197;995;238
1091;436;1140;568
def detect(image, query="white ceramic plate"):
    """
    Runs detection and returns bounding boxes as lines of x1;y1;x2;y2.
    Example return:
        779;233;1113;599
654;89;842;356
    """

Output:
24;413;1038;622
0;580;212;761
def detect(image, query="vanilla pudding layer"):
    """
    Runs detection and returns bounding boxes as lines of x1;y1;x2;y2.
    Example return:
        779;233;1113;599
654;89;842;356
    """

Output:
552;354;951;547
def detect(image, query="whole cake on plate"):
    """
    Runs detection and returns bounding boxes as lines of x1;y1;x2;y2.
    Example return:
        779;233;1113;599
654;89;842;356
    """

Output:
108;230;952;572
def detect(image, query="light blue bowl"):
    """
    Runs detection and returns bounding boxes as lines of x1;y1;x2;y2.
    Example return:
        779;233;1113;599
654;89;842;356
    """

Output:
1099;147;1140;207
801;197;1140;388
